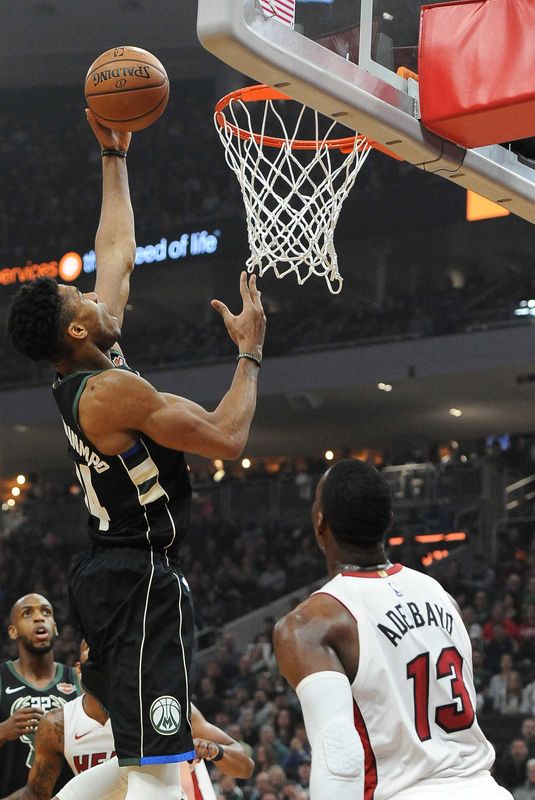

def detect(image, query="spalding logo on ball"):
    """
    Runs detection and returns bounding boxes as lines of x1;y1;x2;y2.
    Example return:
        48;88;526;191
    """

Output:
85;46;169;132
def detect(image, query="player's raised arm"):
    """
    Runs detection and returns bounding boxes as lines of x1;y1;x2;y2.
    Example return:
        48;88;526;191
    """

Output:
80;271;266;459
86;110;136;328
1;709;64;800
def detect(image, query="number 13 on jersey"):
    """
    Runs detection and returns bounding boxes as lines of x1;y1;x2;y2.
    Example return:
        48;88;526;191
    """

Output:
407;647;475;742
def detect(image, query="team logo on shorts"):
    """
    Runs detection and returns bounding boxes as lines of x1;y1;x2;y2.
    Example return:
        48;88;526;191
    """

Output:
150;696;181;735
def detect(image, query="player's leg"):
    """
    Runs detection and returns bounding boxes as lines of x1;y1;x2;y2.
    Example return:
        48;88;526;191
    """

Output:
54;756;127;800
123;763;181;800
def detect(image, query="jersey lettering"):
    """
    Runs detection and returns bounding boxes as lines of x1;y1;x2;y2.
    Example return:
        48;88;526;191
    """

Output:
73;751;116;773
378;600;453;647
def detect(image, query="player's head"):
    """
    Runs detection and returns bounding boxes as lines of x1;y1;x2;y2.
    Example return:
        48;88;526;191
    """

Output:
8;593;58;655
7;277;120;364
312;459;393;552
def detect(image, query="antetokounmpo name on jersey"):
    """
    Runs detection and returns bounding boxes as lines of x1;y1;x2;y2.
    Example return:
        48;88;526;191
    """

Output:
62;420;110;473
378;601;454;647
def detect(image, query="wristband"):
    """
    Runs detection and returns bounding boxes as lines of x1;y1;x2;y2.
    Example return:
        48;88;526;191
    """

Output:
101;149;127;158
237;352;261;367
211;743;225;761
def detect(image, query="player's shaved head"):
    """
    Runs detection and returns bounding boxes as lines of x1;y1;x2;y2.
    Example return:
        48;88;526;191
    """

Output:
316;459;392;546
9;593;54;625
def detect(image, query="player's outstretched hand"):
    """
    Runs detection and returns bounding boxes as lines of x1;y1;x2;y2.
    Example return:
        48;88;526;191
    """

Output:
211;271;266;362
85;108;131;153
0;707;44;740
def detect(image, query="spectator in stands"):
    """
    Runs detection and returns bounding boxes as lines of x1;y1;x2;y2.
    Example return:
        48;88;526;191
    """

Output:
484;622;517;673
214;774;245;799
474;589;490;624
461;604;484;643
281;736;310;780
495;739;530;792
267;764;289;795
521;719;535;759
248;771;274;800
253;743;277;774
489;654;515;709
493;671;525;715
471;648;491;712
197;676;224;719
513;759;535;800
483;601;520;641
257;725;289;765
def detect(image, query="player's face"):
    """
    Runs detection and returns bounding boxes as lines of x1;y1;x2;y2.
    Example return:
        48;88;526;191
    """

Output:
58;285;121;350
9;594;57;654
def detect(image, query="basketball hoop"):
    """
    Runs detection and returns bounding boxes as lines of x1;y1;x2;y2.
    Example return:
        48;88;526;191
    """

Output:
215;85;372;294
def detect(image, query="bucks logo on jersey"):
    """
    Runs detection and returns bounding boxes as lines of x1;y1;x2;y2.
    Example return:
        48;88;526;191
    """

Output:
150;696;181;735
10;694;68;767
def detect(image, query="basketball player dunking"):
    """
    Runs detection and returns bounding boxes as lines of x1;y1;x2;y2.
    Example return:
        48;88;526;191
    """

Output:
2;642;253;800
7;111;265;800
273;460;513;800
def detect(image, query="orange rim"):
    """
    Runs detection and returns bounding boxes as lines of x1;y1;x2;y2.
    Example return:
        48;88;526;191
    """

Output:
215;84;404;160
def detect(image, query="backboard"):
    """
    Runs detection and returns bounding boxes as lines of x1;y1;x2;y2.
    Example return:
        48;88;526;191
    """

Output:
197;0;535;224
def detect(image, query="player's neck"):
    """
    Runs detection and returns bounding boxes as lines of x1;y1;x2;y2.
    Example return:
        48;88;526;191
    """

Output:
56;346;113;377
82;693;109;726
14;649;56;684
331;545;391;576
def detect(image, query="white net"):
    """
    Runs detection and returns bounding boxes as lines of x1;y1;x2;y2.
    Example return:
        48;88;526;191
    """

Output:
215;89;372;294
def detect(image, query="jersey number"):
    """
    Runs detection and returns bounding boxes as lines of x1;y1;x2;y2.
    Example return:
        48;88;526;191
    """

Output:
406;647;475;741
75;463;110;532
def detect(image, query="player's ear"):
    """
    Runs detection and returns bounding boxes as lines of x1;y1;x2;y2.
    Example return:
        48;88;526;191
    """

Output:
8;624;18;641
67;321;89;341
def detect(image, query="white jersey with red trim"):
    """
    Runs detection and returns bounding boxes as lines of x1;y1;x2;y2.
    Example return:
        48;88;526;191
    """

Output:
62;695;115;775
316;563;494;800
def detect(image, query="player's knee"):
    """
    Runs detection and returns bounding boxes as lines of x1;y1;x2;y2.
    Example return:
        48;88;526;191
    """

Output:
321;719;364;778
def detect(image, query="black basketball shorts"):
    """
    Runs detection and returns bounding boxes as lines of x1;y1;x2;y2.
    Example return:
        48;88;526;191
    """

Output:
69;546;195;766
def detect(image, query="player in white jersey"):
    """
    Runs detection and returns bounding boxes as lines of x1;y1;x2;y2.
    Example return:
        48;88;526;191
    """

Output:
273;459;513;800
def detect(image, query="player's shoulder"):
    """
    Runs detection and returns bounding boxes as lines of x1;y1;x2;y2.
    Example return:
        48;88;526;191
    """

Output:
275;591;353;643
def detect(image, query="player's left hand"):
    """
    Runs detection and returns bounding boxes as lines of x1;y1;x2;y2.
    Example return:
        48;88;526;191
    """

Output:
193;737;223;762
85;108;132;153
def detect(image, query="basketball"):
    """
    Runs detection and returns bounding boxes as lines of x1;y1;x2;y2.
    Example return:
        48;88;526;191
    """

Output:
84;46;169;132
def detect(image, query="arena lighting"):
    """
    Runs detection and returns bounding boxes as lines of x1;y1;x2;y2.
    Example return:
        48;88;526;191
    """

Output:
388;536;405;546
16;475;26;485
7;498;15;507
514;299;535;317
449;408;462;417
377;382;393;392
11;487;20;497
241;458;251;469
1;503;8;511
213;459;224;470
421;549;449;567
213;469;226;482
415;532;467;543
325;450;335;461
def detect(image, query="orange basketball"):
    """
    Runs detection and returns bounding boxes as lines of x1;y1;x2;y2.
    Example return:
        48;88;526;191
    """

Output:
84;46;169;132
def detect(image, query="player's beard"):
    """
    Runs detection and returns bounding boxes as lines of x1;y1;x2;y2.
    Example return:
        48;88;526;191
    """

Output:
20;636;55;655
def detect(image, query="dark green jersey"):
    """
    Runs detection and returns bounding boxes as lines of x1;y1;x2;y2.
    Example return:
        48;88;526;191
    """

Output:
0;660;80;794
52;351;191;556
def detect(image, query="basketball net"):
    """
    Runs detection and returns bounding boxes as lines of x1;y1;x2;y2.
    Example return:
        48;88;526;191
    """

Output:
215;85;372;294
